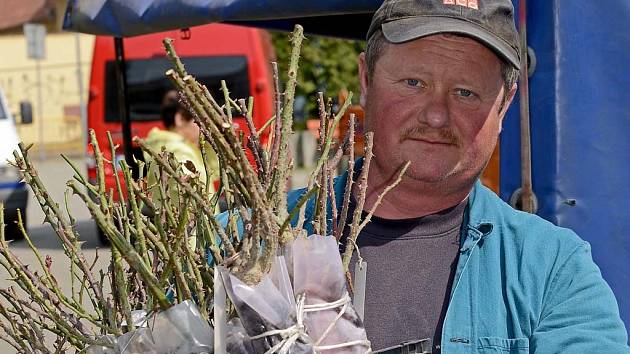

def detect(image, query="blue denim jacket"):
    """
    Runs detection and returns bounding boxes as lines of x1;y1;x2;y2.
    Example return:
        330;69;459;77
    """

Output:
287;163;630;353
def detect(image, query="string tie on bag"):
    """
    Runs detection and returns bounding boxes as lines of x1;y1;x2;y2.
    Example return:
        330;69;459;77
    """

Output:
249;292;371;353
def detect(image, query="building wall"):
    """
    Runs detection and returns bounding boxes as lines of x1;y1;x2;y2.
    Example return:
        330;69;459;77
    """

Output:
0;32;93;155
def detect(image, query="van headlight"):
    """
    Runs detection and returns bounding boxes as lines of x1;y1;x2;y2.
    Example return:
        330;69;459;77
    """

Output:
0;166;21;183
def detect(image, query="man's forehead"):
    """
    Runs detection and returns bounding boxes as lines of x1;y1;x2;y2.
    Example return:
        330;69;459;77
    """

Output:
385;33;502;62
377;35;505;86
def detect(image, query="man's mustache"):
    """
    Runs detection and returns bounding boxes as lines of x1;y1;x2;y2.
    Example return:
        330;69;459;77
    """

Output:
401;126;460;146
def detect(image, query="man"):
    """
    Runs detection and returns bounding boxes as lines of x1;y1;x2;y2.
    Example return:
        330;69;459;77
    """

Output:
289;0;629;352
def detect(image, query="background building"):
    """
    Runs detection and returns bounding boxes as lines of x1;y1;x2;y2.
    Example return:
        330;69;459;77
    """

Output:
0;0;93;156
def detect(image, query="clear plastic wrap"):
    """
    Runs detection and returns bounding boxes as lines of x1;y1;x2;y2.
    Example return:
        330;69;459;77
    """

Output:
85;236;369;354
85;300;214;354
225;318;256;354
220;234;371;353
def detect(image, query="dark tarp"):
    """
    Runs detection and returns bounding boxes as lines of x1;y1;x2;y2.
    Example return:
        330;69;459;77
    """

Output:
62;0;382;39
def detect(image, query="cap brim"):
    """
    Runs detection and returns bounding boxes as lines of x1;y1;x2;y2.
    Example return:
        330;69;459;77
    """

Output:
382;16;520;69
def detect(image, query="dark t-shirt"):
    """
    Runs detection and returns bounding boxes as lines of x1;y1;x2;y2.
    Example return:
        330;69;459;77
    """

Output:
347;199;466;353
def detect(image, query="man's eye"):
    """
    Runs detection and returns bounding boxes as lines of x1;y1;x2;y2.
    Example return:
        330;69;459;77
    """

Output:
457;89;475;98
406;79;420;87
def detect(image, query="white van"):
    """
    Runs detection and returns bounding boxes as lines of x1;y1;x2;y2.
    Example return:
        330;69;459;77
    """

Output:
0;86;31;239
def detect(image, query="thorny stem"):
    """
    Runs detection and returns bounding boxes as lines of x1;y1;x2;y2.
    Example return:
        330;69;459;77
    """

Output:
16;211;111;332
199;136;214;196
257;114;276;136
163;42;245;179
342;133;374;271
273;25;304;232
297;92;353;233
170;71;264;210
335;114;356;241
181;234;207;318
280;186;319;238
165;74;275;279
68;180;171;310
358;161;411;232
103;133;135;332
328;172;338;237
0;238;108;346
137;138;236;257
110;246;134;332
240;97;267;182
221;80;233;124
163;38;187;75
12;142;108;321
120;162;150;266
170;207;194;302
269;62;283;183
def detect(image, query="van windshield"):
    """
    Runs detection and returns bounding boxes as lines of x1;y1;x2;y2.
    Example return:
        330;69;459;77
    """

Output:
105;55;250;122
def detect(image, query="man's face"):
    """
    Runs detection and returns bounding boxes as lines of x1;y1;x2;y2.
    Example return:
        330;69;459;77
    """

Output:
358;34;516;189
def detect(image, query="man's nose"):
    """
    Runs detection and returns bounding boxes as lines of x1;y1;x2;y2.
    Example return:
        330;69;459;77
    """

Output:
419;92;450;128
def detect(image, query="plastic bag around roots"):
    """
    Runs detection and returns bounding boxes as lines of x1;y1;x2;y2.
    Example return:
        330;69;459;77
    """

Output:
85;300;214;354
220;234;371;353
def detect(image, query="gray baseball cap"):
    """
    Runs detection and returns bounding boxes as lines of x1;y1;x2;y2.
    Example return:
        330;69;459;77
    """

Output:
367;0;521;69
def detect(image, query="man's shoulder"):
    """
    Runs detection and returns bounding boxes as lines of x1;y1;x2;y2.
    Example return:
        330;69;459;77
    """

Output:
472;184;587;256
472;187;629;352
474;186;598;304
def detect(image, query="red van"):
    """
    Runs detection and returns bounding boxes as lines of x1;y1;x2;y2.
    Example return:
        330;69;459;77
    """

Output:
87;23;275;202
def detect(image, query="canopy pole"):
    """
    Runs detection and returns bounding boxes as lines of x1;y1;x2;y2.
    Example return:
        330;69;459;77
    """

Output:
114;37;134;171
518;0;536;213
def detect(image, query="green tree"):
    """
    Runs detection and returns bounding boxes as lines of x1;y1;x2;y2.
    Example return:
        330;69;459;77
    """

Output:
271;31;364;127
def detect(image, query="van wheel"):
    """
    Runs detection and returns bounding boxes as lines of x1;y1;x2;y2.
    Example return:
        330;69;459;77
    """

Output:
96;224;110;246
4;216;26;241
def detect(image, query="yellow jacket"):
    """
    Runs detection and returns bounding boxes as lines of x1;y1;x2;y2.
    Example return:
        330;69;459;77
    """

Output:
144;127;219;189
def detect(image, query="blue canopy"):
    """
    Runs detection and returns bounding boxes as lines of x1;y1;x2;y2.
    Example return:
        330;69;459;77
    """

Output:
62;0;382;38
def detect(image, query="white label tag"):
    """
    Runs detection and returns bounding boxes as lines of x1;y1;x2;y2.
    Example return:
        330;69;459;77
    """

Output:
353;259;368;321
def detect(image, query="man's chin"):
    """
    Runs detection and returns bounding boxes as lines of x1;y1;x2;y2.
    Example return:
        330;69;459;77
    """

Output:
404;163;485;191
403;166;453;184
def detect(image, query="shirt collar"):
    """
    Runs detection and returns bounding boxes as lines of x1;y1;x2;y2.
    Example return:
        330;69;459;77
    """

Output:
333;159;495;242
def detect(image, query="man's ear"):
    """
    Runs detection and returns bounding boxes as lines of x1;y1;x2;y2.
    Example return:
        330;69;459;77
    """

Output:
358;52;369;107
